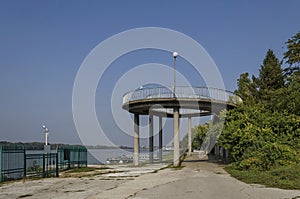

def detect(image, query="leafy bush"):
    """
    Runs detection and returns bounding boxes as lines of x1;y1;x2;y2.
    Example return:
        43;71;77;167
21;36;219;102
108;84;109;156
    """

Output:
217;103;300;171
239;142;299;170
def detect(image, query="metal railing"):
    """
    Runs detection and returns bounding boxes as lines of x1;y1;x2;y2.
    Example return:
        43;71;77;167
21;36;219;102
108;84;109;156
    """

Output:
0;144;25;182
57;145;87;170
123;86;242;105
26;153;58;178
0;144;87;182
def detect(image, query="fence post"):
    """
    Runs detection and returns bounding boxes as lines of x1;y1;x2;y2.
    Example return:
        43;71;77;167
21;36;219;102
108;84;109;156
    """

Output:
85;148;87;167
68;152;70;169
23;150;26;178
56;153;59;177
0;145;2;182
78;149;80;168
46;154;48;178
42;154;45;178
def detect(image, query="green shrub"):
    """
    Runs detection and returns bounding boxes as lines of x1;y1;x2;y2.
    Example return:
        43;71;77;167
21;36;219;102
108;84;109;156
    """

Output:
226;164;300;189
238;142;299;170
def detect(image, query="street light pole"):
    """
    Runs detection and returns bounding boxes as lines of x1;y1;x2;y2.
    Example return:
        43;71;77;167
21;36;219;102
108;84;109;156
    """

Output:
173;52;178;98
42;125;50;177
42;125;49;145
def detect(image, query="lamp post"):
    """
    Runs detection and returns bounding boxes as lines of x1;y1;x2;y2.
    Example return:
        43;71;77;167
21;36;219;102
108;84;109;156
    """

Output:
42;125;50;177
42;125;49;146
173;51;178;98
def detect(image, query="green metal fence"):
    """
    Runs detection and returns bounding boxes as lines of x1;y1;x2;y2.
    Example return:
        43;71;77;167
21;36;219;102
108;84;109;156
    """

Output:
0;144;87;182
26;153;58;178
0;145;1;182
57;145;87;170
0;144;25;182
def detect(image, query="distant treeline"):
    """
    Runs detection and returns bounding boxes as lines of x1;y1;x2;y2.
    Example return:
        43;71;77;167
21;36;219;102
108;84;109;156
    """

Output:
0;141;133;150
0;141;83;150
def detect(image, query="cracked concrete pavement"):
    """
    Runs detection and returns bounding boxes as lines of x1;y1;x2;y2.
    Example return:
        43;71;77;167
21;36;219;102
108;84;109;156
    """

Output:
91;155;300;199
1;153;300;199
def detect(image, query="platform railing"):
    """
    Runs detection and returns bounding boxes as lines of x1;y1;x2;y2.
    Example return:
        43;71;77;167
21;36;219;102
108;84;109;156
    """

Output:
123;86;242;105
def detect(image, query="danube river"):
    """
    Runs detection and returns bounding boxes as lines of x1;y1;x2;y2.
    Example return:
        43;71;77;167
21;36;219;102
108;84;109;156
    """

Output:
26;148;170;165
88;148;170;165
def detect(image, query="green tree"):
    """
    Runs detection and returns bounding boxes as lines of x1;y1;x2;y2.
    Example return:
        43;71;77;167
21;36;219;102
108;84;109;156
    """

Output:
281;74;300;115
218;36;300;171
191;124;208;149
218;104;300;170
235;73;257;103
284;31;300;71
254;49;284;92
194;32;300;172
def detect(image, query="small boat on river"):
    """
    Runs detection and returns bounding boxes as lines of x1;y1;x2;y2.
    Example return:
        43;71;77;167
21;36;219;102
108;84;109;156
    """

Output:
106;154;159;164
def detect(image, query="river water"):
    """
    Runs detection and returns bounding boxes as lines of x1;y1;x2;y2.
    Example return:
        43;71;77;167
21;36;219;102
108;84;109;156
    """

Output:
88;148;170;165
25;148;169;165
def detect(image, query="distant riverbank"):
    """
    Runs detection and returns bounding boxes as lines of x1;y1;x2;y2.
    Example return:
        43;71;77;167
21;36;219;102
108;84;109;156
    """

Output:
0;141;133;151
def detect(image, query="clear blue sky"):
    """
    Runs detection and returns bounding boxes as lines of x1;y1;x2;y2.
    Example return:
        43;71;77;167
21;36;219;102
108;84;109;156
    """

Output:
0;0;299;145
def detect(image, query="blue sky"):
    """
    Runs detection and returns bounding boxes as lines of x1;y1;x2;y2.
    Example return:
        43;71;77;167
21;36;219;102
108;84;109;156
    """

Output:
0;1;299;145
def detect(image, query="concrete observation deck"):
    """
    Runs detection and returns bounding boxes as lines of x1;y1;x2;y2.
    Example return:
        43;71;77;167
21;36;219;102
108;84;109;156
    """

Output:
123;86;241;116
122;86;241;166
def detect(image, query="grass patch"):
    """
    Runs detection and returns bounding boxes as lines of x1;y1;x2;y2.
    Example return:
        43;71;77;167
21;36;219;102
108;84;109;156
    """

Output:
69;167;96;173
167;164;185;170
95;166;110;170
225;164;300;190
68;166;110;173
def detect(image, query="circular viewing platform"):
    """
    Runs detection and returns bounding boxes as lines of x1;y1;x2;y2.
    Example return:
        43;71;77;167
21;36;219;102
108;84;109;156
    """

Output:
122;86;242;117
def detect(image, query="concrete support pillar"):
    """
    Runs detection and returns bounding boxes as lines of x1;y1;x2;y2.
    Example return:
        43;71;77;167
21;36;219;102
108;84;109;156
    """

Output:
214;145;218;155
173;107;180;166
159;116;163;162
134;113;140;166
215;145;219;156
149;114;154;163
222;147;226;158
188;116;192;156
225;149;229;160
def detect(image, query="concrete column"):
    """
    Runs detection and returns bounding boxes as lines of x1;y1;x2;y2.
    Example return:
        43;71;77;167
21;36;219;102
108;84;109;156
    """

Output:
215;145;219;156
222;147;226;158
188;116;192;156
159;116;163;162
225;149;229;160
149;114;154;163
134;113;140;166
173;107;180;166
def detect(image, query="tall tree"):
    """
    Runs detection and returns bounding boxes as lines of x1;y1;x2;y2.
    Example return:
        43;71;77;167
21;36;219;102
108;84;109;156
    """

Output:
283;31;300;77
284;31;300;67
255;49;284;91
235;73;256;103
216;33;300;171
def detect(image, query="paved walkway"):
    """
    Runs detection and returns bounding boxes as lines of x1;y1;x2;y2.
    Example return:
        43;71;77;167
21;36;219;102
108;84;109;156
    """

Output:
94;153;300;199
1;153;300;199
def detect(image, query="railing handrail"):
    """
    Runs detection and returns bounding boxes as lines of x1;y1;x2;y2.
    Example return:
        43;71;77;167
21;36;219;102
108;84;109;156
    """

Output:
122;86;242;105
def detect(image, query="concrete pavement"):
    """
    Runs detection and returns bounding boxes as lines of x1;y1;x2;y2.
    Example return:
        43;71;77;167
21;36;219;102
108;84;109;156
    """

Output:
1;153;300;199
